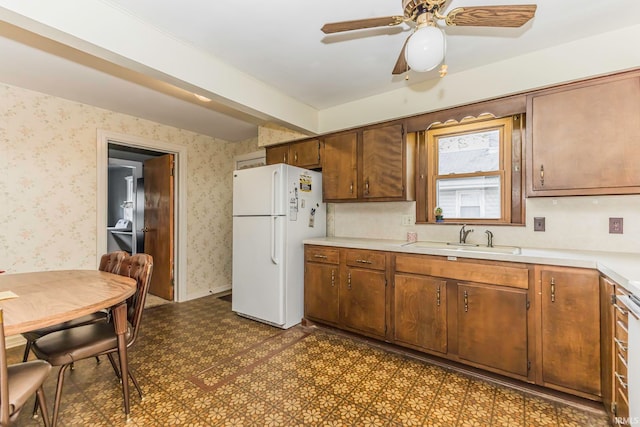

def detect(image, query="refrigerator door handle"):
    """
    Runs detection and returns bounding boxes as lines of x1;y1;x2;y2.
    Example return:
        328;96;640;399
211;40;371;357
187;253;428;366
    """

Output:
271;216;279;264
271;168;278;215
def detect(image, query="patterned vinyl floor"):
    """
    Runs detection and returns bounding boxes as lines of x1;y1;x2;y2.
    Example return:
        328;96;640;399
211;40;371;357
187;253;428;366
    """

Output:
11;294;610;426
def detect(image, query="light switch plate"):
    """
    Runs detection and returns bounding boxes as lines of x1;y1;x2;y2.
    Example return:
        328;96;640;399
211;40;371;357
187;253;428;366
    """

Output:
609;217;623;234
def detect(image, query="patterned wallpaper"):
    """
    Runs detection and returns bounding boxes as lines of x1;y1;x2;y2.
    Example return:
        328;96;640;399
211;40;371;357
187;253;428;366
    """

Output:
0;82;258;299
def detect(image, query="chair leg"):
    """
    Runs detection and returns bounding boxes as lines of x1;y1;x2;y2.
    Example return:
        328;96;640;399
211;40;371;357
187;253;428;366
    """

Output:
35;386;51;427
22;340;33;362
106;353;122;381
51;364;71;427
128;368;144;400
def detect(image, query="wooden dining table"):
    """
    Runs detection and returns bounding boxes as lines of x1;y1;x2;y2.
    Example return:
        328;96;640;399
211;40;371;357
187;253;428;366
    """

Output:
0;270;137;419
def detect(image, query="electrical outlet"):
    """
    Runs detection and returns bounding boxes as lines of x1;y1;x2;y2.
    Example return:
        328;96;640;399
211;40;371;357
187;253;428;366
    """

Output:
609;217;623;234
401;215;414;226
533;217;545;232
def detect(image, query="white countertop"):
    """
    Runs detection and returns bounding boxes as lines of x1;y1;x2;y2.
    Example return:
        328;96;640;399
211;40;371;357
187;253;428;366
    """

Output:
304;236;640;296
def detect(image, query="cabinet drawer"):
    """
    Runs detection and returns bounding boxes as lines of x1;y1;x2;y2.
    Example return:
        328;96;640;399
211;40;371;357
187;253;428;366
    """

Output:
305;246;339;264
345;250;386;270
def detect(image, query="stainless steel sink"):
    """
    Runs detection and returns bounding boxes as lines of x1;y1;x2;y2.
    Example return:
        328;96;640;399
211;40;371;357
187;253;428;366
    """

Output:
405;241;521;255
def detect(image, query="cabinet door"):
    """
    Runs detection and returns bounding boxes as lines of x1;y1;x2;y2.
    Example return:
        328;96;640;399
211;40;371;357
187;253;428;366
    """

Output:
265;144;289;165
541;267;601;396
458;282;528;377
394;274;447;354
290;139;321;169
528;73;640;195
362;124;405;199
323;132;358;201
340;267;386;338
304;262;339;324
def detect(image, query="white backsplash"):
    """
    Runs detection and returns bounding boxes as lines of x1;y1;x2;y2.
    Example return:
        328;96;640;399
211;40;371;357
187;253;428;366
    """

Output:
331;195;640;254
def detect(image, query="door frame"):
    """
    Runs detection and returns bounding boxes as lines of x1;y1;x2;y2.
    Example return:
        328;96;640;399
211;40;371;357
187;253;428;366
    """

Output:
97;130;187;302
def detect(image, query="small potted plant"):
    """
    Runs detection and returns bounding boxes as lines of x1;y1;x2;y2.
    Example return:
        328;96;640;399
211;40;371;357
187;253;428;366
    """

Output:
434;207;444;222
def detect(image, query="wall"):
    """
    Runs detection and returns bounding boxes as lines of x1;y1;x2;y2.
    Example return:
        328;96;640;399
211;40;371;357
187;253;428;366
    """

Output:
332;195;640;254
0;82;257;299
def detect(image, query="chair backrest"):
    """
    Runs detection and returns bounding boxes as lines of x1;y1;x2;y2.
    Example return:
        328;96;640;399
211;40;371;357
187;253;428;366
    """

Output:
117;253;153;346
0;309;10;424
98;251;128;273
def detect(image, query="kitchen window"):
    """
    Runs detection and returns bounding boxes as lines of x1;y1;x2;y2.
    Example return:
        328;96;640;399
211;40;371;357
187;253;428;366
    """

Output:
420;115;524;224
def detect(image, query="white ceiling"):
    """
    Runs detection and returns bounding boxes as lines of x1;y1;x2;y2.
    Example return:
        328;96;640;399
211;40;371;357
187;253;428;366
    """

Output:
1;0;640;141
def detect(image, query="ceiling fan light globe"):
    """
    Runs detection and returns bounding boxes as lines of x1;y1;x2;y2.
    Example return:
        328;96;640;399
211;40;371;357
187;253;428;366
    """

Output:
405;26;445;72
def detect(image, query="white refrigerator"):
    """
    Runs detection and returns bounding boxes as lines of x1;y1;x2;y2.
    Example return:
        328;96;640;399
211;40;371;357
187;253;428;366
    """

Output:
232;163;326;329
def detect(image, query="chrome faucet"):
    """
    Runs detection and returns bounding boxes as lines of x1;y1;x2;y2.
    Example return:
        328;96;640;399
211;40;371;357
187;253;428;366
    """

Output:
459;224;473;244
485;230;494;248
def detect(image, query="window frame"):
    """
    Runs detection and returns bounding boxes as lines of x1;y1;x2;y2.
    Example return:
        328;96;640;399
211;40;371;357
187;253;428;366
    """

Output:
426;116;514;224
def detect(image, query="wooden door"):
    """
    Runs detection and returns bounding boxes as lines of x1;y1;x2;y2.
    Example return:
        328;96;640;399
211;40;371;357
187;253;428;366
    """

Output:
144;154;174;300
362;124;404;199
290;139;321;169
323;133;358;201
304;262;339;324
540;267;600;396
394;274;447;354
458;282;528;377
340;267;386;338
265;144;289;165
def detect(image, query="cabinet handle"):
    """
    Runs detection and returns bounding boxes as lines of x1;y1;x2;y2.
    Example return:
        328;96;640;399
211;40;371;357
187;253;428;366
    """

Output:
349;182;354;194
614;337;628;352
436;286;441;307
615;304;628;316
283;153;287;163
615;372;628;389
331;269;335;287
313;254;328;259
550;277;555;303
294;152;298;163
463;290;468;312
347;272;351;290
540;165;544;187
355;259;372;264
365;179;370;195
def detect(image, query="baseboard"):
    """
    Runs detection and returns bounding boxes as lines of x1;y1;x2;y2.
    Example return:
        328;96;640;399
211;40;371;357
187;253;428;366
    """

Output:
6;335;26;349
186;285;231;301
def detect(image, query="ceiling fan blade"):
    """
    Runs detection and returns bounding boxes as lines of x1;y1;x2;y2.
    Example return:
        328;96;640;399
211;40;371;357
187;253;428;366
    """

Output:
445;5;537;27
321;16;405;34
392;38;410;75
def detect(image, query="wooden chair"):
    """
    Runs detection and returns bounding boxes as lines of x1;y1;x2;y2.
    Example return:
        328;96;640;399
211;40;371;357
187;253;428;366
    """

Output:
21;251;128;362
1;308;51;426
31;253;153;427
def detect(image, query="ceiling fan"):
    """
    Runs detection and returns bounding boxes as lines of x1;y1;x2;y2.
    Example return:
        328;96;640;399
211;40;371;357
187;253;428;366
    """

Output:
321;0;537;75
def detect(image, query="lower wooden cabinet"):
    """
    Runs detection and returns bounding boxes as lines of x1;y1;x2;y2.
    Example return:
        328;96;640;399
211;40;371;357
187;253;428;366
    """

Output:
393;273;447;354
457;282;529;377
304;246;340;325
341;267;386;338
304;245;606;401
304;246;387;339
538;266;601;398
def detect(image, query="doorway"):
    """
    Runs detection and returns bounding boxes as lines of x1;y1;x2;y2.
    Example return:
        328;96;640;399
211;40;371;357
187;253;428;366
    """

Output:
97;130;188;302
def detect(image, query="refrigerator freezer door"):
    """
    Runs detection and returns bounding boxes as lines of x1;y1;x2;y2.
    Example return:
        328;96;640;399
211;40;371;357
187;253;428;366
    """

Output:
233;164;286;216
232;215;285;326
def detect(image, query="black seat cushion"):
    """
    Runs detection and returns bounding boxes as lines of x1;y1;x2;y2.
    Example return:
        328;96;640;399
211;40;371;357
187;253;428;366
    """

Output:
21;311;108;342
31;322;132;367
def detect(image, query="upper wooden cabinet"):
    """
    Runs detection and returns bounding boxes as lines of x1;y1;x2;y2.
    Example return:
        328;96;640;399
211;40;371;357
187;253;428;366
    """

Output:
265;138;322;170
526;71;640;196
323;122;416;202
323;132;358;201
